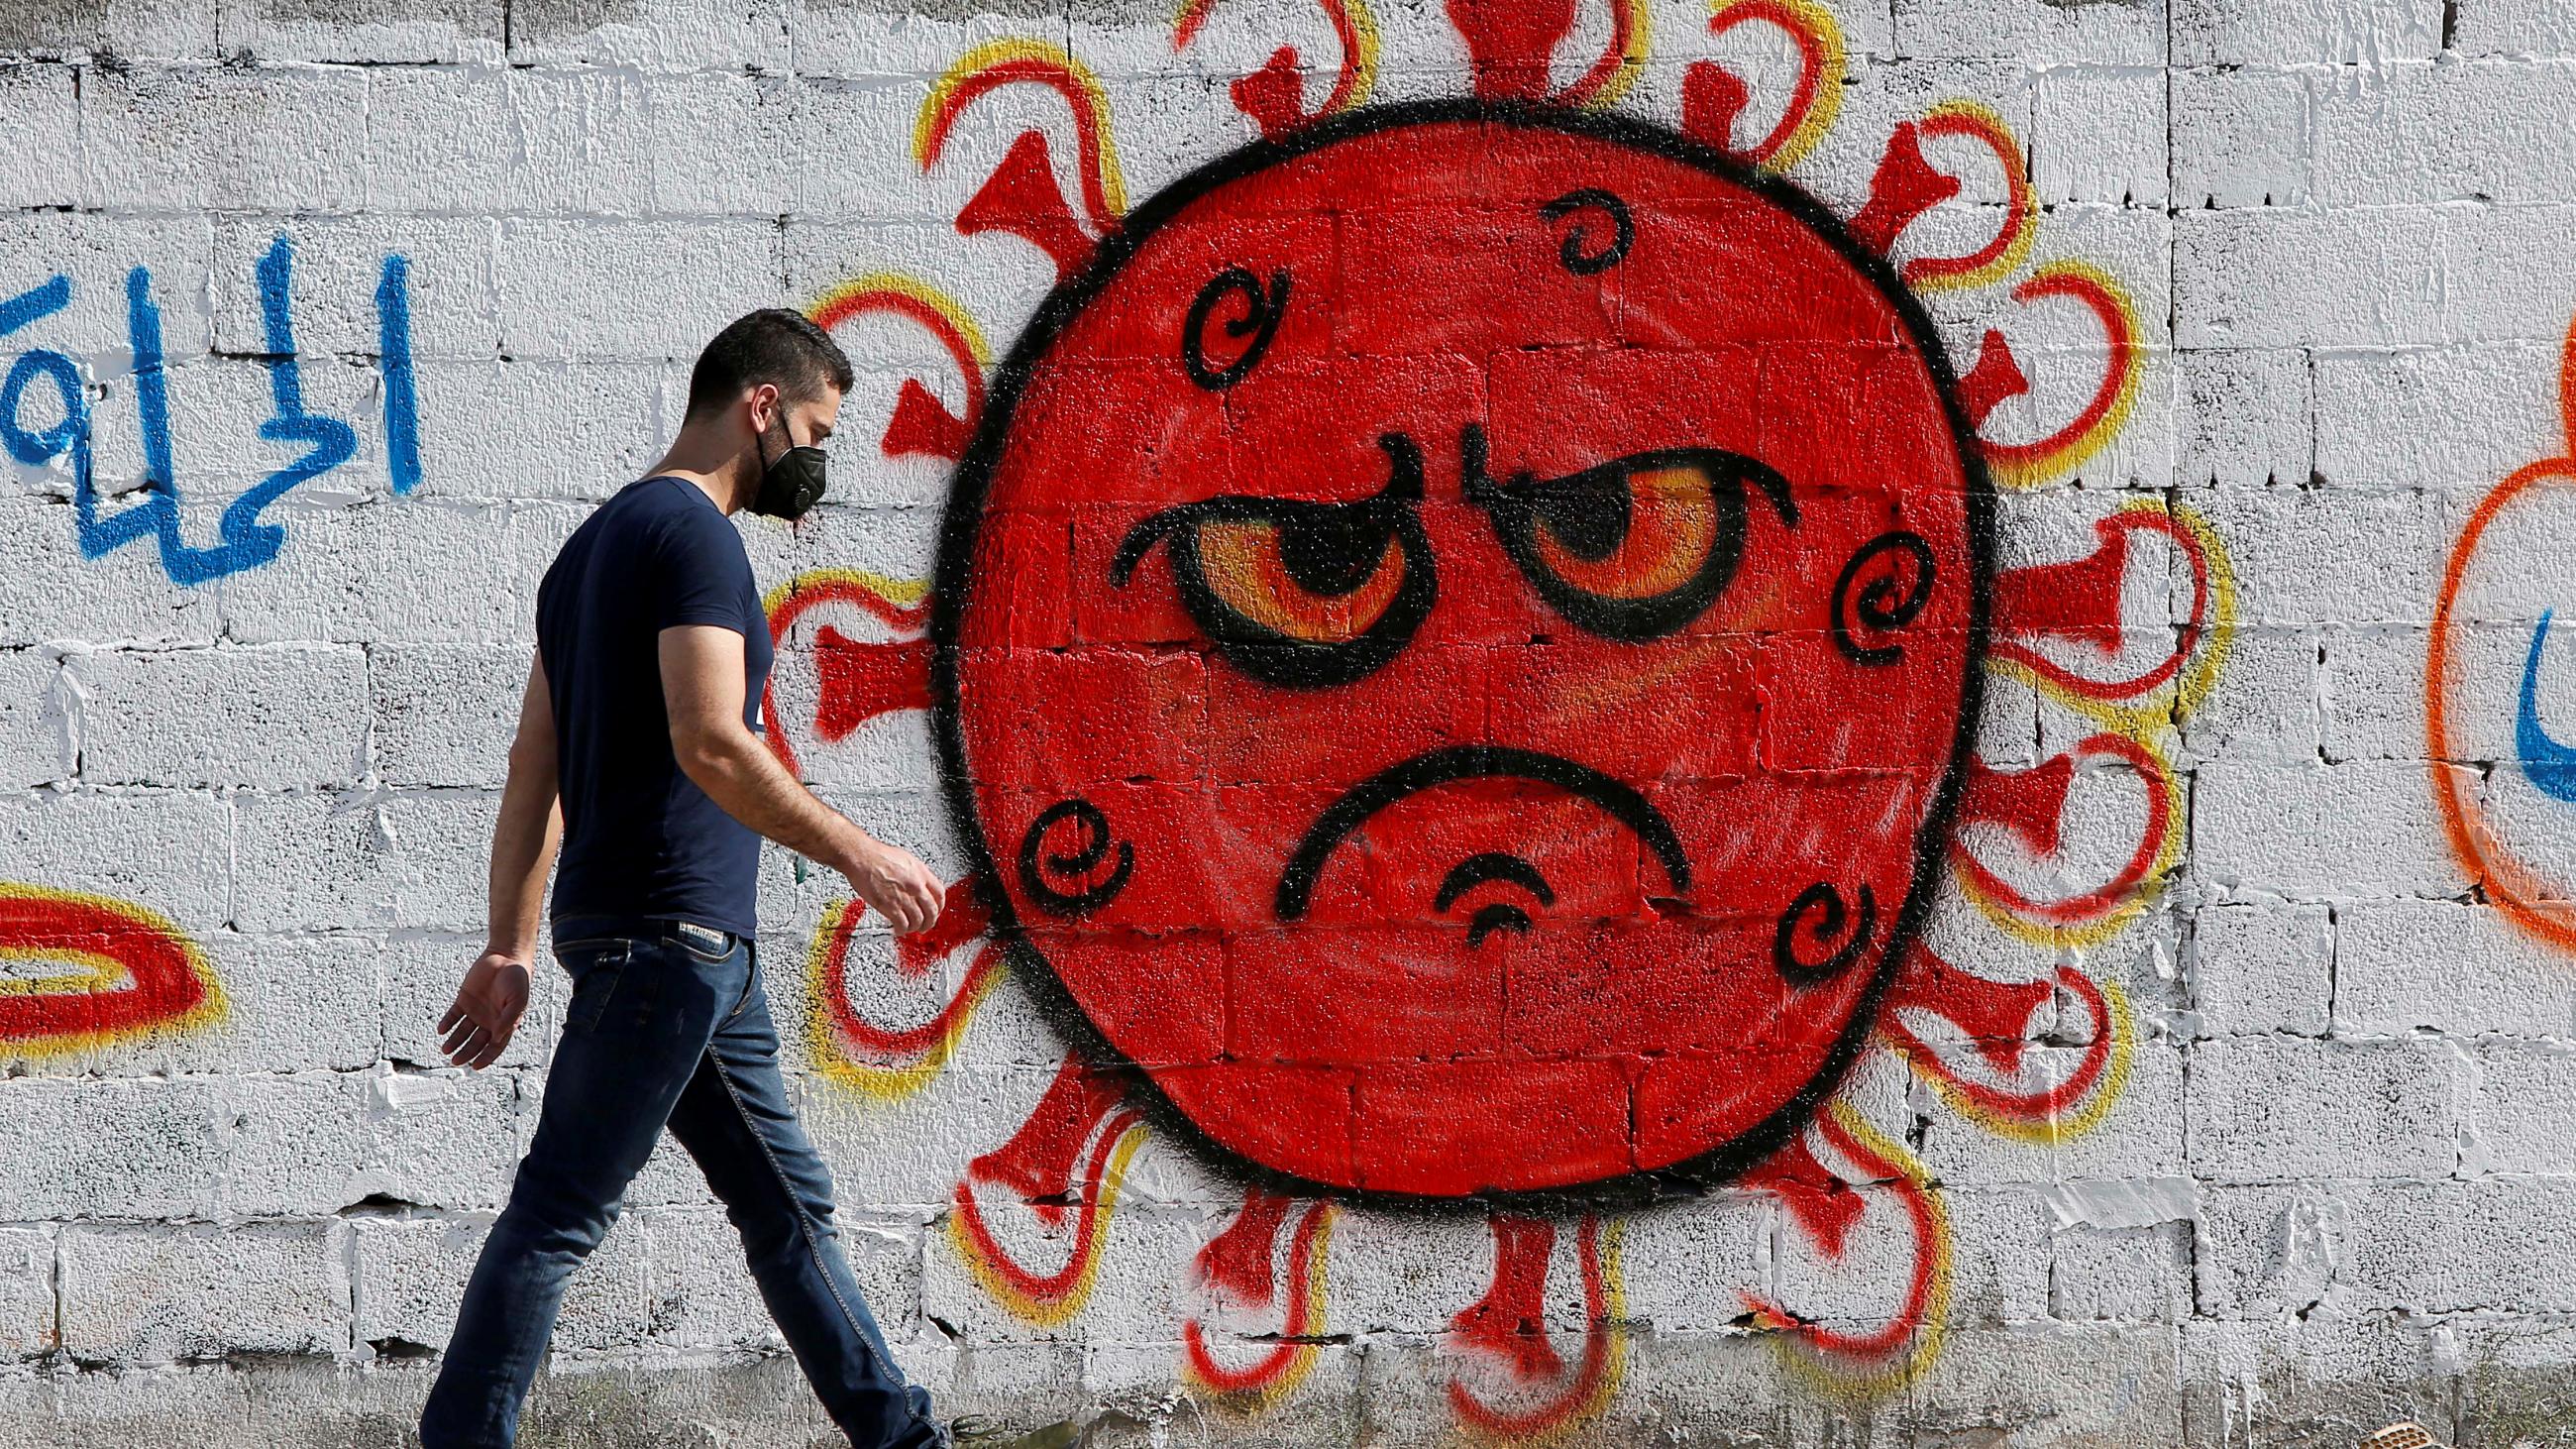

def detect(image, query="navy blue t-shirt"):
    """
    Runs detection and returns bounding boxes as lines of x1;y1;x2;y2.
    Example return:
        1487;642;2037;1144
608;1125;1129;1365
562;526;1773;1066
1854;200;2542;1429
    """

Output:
538;476;774;936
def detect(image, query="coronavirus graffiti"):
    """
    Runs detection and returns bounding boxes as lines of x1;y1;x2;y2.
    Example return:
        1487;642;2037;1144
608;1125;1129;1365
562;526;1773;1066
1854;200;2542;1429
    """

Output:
944;105;1984;1200
767;0;2236;1430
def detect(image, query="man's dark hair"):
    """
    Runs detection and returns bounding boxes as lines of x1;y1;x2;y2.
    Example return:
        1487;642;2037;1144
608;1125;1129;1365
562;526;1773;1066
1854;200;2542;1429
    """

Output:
684;308;856;420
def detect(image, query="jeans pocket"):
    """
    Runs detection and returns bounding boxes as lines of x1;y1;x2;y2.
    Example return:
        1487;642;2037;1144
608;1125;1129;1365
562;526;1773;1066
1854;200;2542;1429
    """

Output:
670;924;737;964
559;940;633;1035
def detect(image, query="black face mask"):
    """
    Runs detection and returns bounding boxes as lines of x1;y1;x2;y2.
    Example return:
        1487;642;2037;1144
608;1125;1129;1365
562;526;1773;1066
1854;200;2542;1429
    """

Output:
749;403;828;520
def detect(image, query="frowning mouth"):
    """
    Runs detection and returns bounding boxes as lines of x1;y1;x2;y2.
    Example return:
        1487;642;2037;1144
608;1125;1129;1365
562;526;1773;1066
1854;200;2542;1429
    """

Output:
1273;745;1692;923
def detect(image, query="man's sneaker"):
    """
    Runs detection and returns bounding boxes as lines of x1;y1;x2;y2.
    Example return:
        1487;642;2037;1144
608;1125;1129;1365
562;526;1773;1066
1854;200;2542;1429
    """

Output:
2360;1423;2445;1449
945;1413;1084;1449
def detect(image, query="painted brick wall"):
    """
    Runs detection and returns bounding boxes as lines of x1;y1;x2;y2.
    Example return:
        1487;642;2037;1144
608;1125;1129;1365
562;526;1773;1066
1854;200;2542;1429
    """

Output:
0;0;2573;1444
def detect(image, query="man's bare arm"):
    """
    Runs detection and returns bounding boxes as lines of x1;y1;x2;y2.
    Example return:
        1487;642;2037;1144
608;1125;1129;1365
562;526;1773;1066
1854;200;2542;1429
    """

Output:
439;656;563;1068
486;654;565;960
661;623;942;933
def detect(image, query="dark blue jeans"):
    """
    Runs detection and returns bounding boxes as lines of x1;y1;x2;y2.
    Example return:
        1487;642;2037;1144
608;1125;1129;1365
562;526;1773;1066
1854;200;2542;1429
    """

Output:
419;919;942;1449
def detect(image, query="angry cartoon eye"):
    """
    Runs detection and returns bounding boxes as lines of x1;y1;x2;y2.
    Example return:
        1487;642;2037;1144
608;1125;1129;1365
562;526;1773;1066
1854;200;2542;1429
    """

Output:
1462;423;1797;640
1193;517;1409;641
1114;433;1436;687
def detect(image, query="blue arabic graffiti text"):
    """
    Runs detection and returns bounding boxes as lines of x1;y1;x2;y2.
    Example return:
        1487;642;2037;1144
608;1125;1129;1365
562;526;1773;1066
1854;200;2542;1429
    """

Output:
0;235;421;584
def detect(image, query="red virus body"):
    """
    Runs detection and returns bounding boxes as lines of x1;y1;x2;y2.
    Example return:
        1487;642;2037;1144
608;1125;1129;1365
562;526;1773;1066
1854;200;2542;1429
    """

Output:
936;102;1991;1199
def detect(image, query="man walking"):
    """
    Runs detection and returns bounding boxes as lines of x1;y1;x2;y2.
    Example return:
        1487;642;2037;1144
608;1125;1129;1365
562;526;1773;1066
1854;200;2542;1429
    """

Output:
419;310;959;1448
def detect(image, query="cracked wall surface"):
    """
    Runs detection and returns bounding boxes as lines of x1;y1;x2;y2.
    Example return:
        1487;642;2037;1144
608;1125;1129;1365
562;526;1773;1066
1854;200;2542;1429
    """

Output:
0;0;2572;1444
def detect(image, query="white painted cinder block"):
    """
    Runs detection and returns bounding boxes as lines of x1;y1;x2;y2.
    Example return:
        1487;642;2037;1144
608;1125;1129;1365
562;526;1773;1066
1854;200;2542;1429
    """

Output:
2174;346;2314;489
2454;0;2576;57
493;220;787;362
2469;1040;2576;1175
367;67;658;221
2179;625;2322;765
221;0;506;66
0;1076;227;1222
2336;898;2576;1038
368;642;530;788
2312;341;2560;494
60;1221;350;1363
0;1228;55;1358
2188;901;2333;1037
2192;758;2468;901
2031;66;2168;208
2176;207;2446;350
231;788;497;932
350;1213;488;1351
0;63;80;210
79;65;373;216
2309;60;2576;208
2170;67;2309;209
180;930;394;1074
0;788;231;930
1894;0;2167;66
68;643;369;789
2174;0;2444;66
0;647;67;788
2186;1037;2467;1182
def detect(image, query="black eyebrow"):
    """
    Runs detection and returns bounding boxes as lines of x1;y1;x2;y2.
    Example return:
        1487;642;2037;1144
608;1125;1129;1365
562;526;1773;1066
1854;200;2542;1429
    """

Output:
1110;432;1425;586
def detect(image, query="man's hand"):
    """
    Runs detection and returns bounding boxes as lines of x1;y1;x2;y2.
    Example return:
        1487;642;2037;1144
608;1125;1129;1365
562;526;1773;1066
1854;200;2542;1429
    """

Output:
439;952;533;1069
841;838;943;935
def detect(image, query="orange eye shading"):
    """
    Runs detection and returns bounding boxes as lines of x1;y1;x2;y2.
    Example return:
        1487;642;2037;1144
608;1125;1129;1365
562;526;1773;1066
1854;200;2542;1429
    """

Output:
1462;425;1795;641
1531;464;1722;603
1110;432;1439;688
1196;519;1409;643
